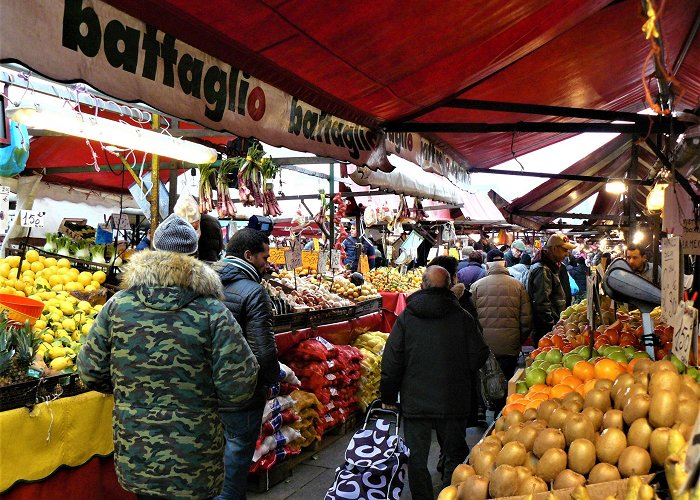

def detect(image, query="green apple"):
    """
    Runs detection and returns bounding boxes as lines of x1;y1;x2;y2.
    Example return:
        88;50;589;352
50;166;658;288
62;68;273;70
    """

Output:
607;351;628;364
577;346;593;359
516;381;529;394
536;351;548;361
563;354;585;371
525;368;547;388
545;348;563;364
631;351;651;359
669;354;686;374
539;361;552;371
531;360;545;370
623;346;636;361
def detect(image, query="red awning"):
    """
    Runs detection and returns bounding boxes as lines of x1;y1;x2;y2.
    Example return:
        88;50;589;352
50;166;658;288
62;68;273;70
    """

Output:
104;0;700;169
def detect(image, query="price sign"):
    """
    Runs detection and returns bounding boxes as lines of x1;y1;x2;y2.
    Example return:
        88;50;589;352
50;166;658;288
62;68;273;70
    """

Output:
0;186;10;232
317;250;329;274
661;237;682;324
109;213;130;230
269;248;287;265
330;249;342;270
19;210;45;228
359;255;370;275
285;242;302;270
301;250;319;271
672;301;696;366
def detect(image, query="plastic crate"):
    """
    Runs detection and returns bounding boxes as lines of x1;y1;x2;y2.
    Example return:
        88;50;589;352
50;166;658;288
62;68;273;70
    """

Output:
0;373;89;412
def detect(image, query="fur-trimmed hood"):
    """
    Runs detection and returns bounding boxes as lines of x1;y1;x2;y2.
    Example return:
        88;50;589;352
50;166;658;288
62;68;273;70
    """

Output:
120;250;224;310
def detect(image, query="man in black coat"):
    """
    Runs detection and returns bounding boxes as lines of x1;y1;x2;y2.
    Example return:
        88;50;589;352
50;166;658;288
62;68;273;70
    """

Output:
197;212;225;262
381;266;489;499
212;228;279;500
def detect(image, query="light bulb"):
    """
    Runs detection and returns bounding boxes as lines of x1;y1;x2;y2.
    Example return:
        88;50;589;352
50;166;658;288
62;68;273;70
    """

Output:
646;182;668;212
8;105;218;165
632;231;644;244
605;180;627;194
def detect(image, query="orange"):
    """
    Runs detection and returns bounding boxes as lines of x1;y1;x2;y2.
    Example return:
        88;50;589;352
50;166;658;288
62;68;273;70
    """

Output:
528;392;550;401
561;375;584;389
550;367;573;386
572;361;595;382
550;384;574;399
506;393;526;405
524;399;543;410
575;384;586;396
529;384;551;395
502;403;525;416
582;379;598;395
594;358;625;381
539;337;554;348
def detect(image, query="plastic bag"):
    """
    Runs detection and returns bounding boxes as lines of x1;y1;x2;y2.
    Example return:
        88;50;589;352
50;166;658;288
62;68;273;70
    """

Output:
173;193;201;225
479;350;507;405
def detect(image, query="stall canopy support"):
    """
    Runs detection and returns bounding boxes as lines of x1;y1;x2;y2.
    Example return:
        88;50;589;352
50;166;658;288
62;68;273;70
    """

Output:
149;114;160;242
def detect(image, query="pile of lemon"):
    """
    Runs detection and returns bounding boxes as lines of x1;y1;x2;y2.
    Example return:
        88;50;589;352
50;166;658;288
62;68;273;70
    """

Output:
0;250;106;298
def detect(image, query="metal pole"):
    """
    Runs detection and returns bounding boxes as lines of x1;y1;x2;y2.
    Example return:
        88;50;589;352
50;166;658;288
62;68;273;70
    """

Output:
150;114;160;243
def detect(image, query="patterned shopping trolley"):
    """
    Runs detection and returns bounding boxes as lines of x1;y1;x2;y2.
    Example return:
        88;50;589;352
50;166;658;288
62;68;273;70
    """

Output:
325;401;409;500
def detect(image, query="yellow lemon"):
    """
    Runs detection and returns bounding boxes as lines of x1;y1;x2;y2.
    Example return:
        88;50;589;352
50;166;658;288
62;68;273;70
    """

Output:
48;275;64;287
93;271;107;284
71;331;81;342
84;285;95;292
61;318;76;332
90;281;101;289
25;249;40;263
30;261;44;273
6;256;20;269
49;311;64;323
13;281;26;293
57;258;71;269
20;260;30;272
41;332;55;343
60;303;75;316
78;271;93;287
28;294;42;301
14;290;25;297
34;319;47;330
8;268;19;280
0;262;11;279
77;300;92;312
93;304;103;312
22;269;34;279
68;267;80;279
44;257;58;268
54;329;69;340
81;323;92;335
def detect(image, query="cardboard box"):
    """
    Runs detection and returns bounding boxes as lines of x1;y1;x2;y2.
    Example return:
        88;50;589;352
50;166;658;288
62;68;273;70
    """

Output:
497;474;654;500
507;368;525;397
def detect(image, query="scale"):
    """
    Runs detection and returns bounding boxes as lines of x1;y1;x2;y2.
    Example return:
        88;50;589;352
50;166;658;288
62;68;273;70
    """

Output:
602;258;661;359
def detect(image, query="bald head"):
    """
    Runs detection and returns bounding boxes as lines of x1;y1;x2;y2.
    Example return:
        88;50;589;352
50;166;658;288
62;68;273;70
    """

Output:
422;265;451;289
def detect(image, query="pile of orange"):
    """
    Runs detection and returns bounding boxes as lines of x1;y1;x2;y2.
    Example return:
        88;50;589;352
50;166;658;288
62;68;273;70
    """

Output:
502;357;628;416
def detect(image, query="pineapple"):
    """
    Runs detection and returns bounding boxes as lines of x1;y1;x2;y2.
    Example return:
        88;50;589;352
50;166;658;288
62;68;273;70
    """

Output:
8;321;41;384
0;327;13;386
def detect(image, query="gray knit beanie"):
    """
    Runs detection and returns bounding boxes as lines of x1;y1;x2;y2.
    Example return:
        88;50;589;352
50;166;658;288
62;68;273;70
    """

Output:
153;214;198;254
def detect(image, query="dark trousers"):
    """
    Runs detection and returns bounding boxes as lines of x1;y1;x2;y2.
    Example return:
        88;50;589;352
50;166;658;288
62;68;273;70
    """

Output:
493;355;519;414
403;417;468;500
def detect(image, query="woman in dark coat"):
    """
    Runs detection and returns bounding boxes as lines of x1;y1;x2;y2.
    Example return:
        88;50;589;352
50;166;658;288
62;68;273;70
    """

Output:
567;256;588;302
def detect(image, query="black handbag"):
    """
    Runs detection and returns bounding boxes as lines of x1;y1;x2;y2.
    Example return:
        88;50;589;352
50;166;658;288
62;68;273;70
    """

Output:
479;351;507;404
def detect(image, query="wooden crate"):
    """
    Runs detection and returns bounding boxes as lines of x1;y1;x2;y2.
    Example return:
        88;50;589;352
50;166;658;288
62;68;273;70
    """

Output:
507;368;525;397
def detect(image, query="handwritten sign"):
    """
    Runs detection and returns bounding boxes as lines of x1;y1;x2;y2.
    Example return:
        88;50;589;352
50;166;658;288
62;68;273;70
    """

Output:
317;250;329;274
680;232;700;255
0;186;9;232
301;250;319;271
661;237;682;324
330;249;342;270
269;248;287;265
672;301;697;366
19;210;45;228
285;242;302;270
359;255;370;275
109;213;130;230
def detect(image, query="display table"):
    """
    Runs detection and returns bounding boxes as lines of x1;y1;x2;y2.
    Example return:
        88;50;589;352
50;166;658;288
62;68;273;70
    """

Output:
379;292;408;331
0;391;133;499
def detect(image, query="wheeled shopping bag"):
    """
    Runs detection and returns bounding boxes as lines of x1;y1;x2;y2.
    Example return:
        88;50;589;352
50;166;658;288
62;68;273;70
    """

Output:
325;401;410;500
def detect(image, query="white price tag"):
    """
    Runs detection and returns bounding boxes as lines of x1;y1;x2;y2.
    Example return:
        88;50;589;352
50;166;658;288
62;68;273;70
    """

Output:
0;187;10;232
672;301;696;366
109;213;130;230
19;210;45;228
330;249;342;270
0;186;10;196
661;237;682;324
317;250;329;274
284;241;302;270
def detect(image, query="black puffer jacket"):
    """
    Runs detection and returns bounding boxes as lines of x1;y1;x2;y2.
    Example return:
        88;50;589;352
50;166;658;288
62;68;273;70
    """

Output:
213;257;280;410
380;287;489;419
528;250;566;340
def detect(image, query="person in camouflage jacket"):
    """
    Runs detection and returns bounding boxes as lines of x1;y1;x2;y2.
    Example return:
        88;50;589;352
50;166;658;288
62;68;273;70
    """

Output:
78;215;259;499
